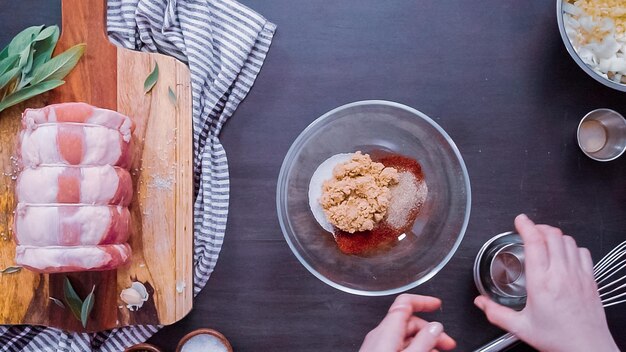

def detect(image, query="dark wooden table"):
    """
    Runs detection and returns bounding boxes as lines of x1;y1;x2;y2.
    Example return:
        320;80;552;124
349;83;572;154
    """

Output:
2;1;625;351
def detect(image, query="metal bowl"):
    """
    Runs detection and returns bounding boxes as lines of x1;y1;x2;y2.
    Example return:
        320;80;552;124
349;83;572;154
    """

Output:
556;0;626;92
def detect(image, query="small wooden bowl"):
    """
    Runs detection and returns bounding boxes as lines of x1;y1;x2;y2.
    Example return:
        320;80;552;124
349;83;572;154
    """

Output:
176;328;233;352
124;343;163;352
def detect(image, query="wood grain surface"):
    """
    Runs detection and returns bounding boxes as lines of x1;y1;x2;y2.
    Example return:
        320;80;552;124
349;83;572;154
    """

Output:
1;1;626;351
0;0;193;332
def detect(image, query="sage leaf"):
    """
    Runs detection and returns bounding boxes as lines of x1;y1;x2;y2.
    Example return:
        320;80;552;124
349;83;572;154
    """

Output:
0;266;22;274
32;26;60;68
80;285;96;328
18;49;36;89
34;25;58;42
168;86;177;105
30;43;85;85
0;54;19;76
0;79;64;112
0;45;8;61
143;62;159;94
17;44;32;70
8;25;42;56
0;67;20;91
63;277;83;321
18;76;33;91
0;26;83;113
49;297;66;309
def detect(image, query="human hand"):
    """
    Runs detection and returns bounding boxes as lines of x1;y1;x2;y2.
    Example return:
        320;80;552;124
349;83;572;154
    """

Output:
474;214;619;352
359;294;456;352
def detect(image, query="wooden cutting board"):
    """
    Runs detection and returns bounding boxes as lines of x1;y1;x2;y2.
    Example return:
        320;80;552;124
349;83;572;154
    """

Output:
0;0;193;332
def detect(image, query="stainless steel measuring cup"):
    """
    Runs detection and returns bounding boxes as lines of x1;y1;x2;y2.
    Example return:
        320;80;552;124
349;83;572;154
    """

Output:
577;109;626;162
473;232;527;311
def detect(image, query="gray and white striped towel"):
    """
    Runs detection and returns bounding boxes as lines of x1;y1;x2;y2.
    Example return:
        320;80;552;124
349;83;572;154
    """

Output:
0;0;275;351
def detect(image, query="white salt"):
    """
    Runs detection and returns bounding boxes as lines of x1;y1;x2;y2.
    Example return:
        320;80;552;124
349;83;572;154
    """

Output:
148;173;174;190
181;334;228;352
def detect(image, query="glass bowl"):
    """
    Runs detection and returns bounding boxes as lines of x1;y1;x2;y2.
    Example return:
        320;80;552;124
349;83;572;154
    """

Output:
276;100;471;296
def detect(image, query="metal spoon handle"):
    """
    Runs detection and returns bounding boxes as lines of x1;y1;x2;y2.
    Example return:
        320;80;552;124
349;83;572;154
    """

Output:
473;332;520;352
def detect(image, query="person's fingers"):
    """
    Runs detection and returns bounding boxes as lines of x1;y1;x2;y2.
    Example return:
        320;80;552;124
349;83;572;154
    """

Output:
474;296;521;333
563;235;580;265
515;214;548;272
388;294;442;314
402;322;443;352
381;294;442;333
537;224;565;269
405;317;456;350
579;247;594;276
380;304;412;334
405;316;426;336
435;334;456;351
534;224;560;232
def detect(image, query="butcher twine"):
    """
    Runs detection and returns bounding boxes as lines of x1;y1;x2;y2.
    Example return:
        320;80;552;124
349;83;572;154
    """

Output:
0;0;275;351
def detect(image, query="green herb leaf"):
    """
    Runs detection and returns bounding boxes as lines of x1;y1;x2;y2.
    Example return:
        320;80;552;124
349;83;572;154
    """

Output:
34;25;58;42
0;45;9;61
0;79;63;113
30;43;85;85
168;86;177;105
0;266;22;274
32;26;60;68
80;285;96;328
0;67;21;91
18;48;37;90
17;44;32;70
63;277;83;321
8;26;42;56
0;26;83;113
143;62;159;94
49;297;65;309
0;54;19;76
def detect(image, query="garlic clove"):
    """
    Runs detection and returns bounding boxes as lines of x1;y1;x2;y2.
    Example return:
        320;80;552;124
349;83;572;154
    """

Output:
120;281;150;311
176;280;186;293
120;288;142;303
130;281;149;301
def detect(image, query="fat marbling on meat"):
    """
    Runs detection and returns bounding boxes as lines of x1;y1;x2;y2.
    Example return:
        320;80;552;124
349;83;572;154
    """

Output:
14;102;135;273
17;165;133;206
15;204;131;246
20;124;132;168
23;102;134;142
15;243;131;273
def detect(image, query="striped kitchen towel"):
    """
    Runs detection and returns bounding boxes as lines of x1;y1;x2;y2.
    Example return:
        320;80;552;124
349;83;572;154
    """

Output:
0;0;275;351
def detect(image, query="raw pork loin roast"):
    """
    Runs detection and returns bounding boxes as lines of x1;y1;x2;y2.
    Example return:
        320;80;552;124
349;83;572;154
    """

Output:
15;102;134;273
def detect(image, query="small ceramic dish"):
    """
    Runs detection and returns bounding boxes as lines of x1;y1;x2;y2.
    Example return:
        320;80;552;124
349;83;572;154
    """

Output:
176;328;233;352
124;343;163;352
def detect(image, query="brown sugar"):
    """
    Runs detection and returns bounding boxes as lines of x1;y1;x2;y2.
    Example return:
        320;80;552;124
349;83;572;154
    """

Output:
320;152;398;233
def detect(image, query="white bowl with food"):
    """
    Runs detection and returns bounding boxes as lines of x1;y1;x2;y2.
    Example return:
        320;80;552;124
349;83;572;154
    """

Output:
558;0;626;91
